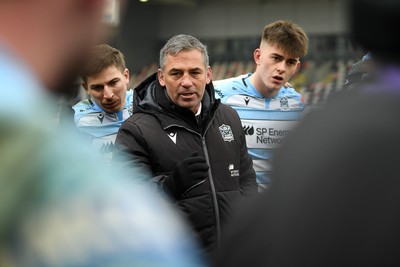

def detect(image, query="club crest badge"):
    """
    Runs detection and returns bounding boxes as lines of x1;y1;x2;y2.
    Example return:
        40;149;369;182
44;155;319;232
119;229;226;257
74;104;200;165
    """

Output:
219;124;234;142
280;97;289;110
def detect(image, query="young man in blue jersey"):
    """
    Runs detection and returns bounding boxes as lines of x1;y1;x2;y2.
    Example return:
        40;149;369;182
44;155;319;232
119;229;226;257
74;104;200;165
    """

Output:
214;0;400;266
214;20;308;192
73;44;133;162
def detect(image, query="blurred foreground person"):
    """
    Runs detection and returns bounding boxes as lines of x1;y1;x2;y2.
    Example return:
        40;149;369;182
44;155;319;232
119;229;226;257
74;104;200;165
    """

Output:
213;0;400;266
0;0;206;266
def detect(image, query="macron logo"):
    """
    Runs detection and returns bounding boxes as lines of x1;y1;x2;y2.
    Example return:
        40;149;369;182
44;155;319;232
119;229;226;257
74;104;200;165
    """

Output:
168;132;177;144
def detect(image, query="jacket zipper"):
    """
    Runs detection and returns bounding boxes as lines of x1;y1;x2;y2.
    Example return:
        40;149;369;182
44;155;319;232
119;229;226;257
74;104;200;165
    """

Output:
201;136;221;249
201;109;221;249
165;108;222;249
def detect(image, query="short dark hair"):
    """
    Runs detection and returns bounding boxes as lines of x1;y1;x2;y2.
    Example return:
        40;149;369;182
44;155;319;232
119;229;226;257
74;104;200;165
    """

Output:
81;44;126;83
261;20;308;58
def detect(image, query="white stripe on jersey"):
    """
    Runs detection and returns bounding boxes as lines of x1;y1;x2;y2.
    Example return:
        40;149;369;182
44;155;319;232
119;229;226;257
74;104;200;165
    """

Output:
252;159;272;172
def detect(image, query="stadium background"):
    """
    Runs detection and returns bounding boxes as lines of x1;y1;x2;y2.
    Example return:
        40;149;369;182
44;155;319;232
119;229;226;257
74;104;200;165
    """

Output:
105;0;363;108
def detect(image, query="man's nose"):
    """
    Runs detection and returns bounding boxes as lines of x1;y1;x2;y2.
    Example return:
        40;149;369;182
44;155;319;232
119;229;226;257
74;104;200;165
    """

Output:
181;74;194;87
276;61;287;73
104;86;114;99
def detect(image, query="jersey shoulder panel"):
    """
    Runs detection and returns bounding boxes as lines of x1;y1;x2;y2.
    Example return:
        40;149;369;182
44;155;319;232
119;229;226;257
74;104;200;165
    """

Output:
278;87;303;98
72;99;99;124
214;74;252;100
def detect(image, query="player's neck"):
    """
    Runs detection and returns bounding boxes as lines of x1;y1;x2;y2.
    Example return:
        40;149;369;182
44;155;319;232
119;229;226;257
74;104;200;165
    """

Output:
249;73;279;98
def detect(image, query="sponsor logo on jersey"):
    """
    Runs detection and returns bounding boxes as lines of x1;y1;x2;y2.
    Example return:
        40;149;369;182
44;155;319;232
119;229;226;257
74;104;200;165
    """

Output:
242;119;299;149
219;124;234;142
97;113;105;123
128;102;133;116
215;89;225;99
100;141;114;154
243;125;255;135
244;96;250;106
168;132;177;144
226;95;266;108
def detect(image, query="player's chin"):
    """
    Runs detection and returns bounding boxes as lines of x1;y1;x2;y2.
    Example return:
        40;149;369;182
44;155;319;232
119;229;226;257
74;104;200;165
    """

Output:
104;105;121;114
270;81;284;90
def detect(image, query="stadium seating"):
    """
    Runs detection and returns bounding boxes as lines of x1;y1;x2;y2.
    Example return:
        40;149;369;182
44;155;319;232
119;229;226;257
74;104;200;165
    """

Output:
130;59;356;109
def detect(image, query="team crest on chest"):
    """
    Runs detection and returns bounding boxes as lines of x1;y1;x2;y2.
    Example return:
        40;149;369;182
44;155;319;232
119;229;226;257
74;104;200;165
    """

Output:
219;124;234;142
280;97;289;110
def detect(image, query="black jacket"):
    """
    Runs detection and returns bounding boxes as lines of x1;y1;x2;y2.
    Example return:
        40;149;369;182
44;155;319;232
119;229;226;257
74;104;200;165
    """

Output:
343;59;373;90
114;73;257;255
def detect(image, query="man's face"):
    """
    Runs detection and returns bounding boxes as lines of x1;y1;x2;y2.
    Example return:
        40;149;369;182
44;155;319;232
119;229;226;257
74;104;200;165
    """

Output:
253;42;300;95
84;65;129;113
158;49;211;113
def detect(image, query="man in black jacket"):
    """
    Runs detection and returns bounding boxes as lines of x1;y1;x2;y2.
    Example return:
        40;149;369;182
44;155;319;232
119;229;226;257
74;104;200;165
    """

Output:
114;34;257;259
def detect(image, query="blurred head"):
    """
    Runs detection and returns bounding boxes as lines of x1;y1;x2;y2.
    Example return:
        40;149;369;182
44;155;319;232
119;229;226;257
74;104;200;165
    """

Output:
349;0;400;64
158;34;211;113
251;20;308;97
82;44;129;113
0;0;107;93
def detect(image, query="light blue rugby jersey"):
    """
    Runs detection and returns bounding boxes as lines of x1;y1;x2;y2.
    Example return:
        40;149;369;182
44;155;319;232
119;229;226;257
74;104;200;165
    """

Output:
214;73;305;190
72;90;133;161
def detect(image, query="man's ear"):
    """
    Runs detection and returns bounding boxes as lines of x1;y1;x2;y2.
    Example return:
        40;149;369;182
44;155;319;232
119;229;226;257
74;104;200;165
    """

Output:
158;69;166;87
253;48;261;65
82;82;88;91
206;66;212;84
123;68;130;86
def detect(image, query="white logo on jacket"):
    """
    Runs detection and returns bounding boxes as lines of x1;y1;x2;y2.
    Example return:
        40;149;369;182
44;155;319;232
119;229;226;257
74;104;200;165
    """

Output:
168;132;177;144
228;164;239;177
219;124;234;142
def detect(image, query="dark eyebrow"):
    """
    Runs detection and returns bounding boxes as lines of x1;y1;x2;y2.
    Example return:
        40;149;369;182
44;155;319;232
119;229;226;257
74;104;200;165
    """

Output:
90;84;103;90
108;77;120;83
190;67;203;72
271;53;284;58
272;53;299;62
168;68;182;73
168;67;203;73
